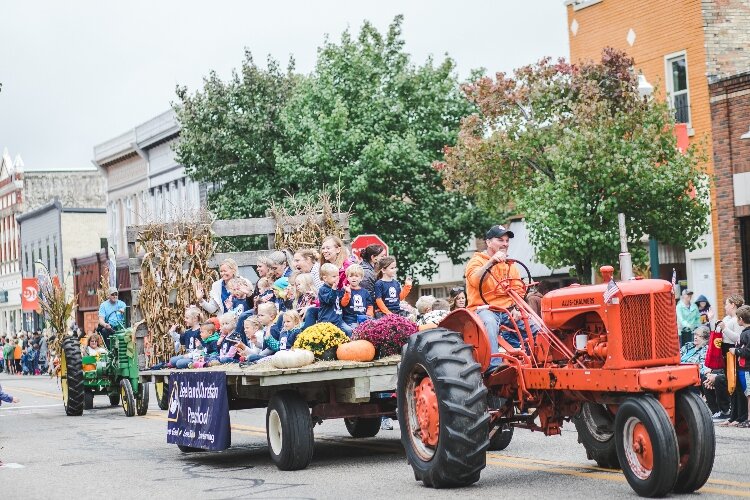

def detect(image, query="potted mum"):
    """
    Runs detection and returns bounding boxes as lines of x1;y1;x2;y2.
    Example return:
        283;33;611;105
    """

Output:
293;322;350;359
353;315;418;358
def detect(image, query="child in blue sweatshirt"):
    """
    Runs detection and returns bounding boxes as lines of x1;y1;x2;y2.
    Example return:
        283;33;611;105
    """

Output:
315;263;353;336
341;264;374;330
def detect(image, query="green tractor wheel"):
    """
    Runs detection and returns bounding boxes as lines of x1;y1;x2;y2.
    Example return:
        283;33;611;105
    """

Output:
84;392;95;410
61;336;85;416
155;381;169;411
136;382;150;416
120;379;136;417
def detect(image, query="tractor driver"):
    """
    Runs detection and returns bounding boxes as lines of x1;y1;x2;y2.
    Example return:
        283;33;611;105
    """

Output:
98;287;126;346
465;225;529;372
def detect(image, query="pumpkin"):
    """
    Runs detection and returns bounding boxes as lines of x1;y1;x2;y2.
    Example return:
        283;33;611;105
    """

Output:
336;340;376;362
270;348;315;369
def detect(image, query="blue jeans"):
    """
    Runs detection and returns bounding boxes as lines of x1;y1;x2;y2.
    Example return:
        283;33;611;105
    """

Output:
301;307;352;337
477;309;535;368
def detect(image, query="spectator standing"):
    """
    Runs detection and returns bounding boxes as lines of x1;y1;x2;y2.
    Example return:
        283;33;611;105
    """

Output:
696;294;715;328
728;305;750;428
713;295;744;423
676;289;700;347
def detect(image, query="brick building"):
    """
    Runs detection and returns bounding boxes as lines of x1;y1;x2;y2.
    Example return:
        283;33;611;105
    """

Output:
710;72;750;299
0;147;106;333
564;0;750;307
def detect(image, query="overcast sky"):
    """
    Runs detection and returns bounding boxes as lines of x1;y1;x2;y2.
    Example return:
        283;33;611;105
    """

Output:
0;0;569;171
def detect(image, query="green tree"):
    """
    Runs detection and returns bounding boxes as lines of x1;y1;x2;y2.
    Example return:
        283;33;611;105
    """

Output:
276;16;490;277
174;51;297;221
437;48;710;283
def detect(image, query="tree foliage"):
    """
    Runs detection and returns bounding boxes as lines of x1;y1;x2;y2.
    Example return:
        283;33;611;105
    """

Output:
437;48;710;282
174;51;297;221
276;15;490;276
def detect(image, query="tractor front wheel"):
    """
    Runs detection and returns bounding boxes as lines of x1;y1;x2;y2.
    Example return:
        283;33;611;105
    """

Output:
120;379;136;417
109;392;120;406
60;336;84;416
136;382;150;416
574;402;620;469
672;390;715;493
615;395;679;497
84;391;94;410
397;328;489;488
488;422;514;451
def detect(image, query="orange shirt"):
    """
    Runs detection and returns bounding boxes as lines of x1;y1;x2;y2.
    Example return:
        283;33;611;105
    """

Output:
465;252;523;310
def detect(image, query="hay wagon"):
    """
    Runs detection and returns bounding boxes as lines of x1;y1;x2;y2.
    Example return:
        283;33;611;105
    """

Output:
139;356;400;470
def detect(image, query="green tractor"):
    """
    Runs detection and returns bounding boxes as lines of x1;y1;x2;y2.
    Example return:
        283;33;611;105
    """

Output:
59;327;148;417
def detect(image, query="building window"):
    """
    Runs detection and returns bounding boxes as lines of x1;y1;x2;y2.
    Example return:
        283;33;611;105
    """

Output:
665;52;691;126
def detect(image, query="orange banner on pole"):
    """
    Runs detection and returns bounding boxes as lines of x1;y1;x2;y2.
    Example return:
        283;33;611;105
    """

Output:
21;278;40;312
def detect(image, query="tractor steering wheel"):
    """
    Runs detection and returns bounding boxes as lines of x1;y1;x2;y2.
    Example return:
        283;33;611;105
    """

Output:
478;258;533;305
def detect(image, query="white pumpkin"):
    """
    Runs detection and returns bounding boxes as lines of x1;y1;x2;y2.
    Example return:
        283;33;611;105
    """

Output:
270;348;315;369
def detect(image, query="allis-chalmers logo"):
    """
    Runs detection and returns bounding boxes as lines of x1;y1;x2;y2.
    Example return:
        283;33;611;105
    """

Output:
22;286;38;302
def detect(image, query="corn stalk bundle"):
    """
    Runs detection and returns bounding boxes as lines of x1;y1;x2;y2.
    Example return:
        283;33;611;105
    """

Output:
137;211;217;366
269;188;350;252
36;263;76;356
97;267;110;304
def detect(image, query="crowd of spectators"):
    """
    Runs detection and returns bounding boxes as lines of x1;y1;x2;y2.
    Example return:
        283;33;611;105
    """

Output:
0;330;52;376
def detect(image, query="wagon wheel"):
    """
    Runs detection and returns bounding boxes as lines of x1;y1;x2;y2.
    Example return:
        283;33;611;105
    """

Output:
614;395;679;497
398;328;488;488
478;259;533;306
672;390;715;493
266;390;314;471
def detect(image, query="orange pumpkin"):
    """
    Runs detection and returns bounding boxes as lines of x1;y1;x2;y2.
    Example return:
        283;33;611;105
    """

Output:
336;340;376;362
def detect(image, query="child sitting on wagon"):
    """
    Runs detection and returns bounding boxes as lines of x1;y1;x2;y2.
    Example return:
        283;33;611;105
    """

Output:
168;306;203;367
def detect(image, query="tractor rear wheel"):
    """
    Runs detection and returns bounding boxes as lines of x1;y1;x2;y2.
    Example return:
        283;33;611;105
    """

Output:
672;390;715;493
60;335;84;416
574;402;620;469
344;417;381;438
136;382;150;416
155;381;169;410
84;391;95;410
120;379;136;417
615;395;679;497
398;328;489;488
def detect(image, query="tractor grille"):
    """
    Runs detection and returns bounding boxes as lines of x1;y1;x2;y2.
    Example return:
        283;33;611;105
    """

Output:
621;292;679;362
117;337;129;364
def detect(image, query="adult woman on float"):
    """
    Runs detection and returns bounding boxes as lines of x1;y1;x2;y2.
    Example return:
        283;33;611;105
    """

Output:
269;250;293;280
320;235;352;289
449;286;467;311
359;244;385;297
293;248;323;291
195;258;239;315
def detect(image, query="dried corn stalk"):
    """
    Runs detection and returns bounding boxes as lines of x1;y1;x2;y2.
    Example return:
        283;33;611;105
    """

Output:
36;263;77;356
136;210;217;366
269;187;350;252
97;267;110;304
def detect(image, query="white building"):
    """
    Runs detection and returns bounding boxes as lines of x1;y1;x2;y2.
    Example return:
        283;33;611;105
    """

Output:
92;109;204;254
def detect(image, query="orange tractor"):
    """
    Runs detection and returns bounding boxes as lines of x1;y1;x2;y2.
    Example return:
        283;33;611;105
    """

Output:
397;262;714;497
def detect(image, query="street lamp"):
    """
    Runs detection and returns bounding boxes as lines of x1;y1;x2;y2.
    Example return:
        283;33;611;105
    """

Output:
636;73;661;279
637;74;654;99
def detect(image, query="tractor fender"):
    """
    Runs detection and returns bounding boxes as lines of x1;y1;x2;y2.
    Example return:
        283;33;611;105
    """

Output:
439;308;492;372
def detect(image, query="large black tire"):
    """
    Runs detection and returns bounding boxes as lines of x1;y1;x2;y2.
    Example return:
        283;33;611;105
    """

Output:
615;395;679;497
266;390;314;471
344;417;381;438
84;391;94;410
155;381;169;410
136;382;149;416
120;379;136;417
61;336;84;416
573;402;620;469
488;423;514;451
672;390;715;493
109;393;120;406
398;328;489;488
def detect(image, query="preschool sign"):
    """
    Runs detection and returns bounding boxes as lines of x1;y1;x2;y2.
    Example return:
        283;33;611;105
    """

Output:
166;371;231;451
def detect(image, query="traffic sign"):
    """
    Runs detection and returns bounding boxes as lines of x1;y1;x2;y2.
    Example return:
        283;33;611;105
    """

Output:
351;234;388;262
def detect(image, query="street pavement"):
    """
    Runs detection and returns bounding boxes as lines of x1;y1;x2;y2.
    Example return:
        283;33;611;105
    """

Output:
1;373;749;500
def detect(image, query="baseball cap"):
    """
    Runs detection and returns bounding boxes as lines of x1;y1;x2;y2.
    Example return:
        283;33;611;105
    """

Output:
107;287;118;296
681;289;693;296
485;225;514;240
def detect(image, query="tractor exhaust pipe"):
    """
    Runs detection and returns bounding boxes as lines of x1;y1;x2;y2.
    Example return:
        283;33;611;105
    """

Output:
618;213;634;281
